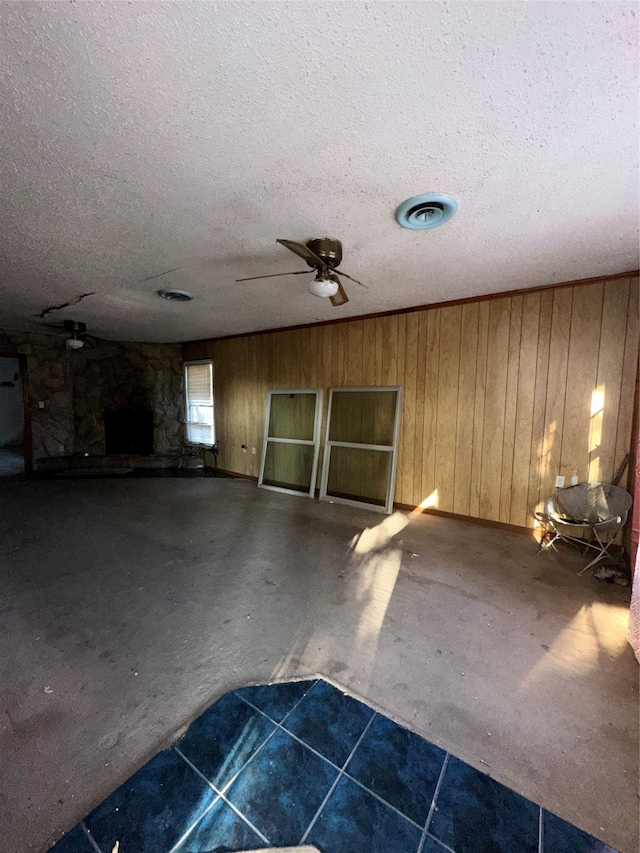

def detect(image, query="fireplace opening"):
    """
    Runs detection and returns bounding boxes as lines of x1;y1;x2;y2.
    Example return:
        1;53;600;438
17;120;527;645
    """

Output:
104;409;153;456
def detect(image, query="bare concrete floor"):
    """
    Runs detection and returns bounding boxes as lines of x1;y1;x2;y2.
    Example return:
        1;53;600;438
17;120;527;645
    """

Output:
0;478;637;853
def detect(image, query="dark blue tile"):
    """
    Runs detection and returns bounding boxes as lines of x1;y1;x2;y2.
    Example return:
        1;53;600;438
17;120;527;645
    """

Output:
306;775;422;853
543;811;618;853
422;835;456;853
235;679;316;722
429;756;539;853
173;798;269;852
283;680;374;767
47;825;94;853
225;727;338;845
84;749;216;853
178;691;276;790
345;713;446;826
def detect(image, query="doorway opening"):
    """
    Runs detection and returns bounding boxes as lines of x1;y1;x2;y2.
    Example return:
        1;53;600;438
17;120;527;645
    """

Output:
0;356;26;476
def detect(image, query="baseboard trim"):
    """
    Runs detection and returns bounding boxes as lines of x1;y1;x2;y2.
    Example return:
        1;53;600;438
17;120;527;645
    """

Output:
392;503;531;534
212;469;532;533
212;467;259;482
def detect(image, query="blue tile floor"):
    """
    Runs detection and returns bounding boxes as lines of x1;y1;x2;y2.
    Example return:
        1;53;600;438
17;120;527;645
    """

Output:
49;678;617;853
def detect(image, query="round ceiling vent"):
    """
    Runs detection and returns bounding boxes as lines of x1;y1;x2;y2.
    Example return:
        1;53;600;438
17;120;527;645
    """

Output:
395;193;458;230
157;289;193;301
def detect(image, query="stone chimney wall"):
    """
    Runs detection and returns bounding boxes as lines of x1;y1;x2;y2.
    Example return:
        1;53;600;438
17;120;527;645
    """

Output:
1;331;186;468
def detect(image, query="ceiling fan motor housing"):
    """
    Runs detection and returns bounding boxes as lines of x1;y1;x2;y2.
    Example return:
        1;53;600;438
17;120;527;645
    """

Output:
305;238;342;269
63;320;87;334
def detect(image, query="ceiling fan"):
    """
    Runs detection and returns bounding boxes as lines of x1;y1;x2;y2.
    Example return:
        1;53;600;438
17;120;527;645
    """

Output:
236;238;364;307
43;320;122;350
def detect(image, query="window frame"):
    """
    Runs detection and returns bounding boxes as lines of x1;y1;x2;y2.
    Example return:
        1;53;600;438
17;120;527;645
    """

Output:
183;359;215;447
258;388;324;498
319;385;403;514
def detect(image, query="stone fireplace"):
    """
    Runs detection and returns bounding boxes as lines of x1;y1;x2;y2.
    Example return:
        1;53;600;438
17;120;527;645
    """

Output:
0;332;197;471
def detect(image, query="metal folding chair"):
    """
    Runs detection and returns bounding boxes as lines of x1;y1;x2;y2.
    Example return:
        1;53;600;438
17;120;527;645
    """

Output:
540;482;632;575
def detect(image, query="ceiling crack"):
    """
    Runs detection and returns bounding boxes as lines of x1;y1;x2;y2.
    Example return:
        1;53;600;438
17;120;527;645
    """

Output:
140;267;184;282
37;292;96;319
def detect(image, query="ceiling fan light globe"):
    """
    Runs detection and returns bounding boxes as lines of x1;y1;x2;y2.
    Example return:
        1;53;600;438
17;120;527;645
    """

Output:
309;277;339;298
66;337;84;350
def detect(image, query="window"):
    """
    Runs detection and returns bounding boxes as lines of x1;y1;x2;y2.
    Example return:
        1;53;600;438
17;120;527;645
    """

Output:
184;361;215;445
320;386;402;513
258;389;323;497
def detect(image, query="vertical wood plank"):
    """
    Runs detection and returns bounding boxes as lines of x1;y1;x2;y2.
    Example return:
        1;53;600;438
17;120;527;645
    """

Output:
394;313;407;502
469;301;490;517
316;325;331;483
526;290;554;521
614;276;639;481
362;318;377;386
396;313;407;388
413;309;430;503
381;315;399;385
435;305;462;512
421;308;441;503
331;324;342;387
510;292;541;526
400;313;419;504
348;321;365;387
499;296;523;521
301;326;315;388
240;337;250;474
337;323;350;387
374;318;385;386
213;339;225;468
227;340;237;474
479;299;511;520
224;337;236;473
256;335;269;469
453;302;479;515
321;325;332;389
266;331;275;388
280;331;293;388
247;335;259;476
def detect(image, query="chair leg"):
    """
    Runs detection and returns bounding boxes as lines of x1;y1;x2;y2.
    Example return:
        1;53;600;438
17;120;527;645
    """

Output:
537;532;559;554
578;548;608;574
578;530;615;574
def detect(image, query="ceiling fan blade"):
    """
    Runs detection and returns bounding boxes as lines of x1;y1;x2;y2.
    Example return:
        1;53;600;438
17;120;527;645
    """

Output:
334;269;367;288
235;270;310;282
330;276;349;307
277;239;325;268
85;334;125;349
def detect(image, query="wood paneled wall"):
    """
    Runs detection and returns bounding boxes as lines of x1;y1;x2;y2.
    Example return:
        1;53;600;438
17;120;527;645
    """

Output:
183;275;639;529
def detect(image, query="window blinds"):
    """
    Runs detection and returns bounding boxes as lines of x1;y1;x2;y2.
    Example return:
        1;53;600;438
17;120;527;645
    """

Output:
185;362;214;445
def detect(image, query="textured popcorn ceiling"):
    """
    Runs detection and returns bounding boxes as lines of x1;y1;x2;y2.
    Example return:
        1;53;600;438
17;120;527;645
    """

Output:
0;1;638;342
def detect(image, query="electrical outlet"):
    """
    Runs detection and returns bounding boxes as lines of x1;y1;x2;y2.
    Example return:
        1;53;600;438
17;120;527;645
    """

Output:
555;475;565;488
59;445;64;453
38;401;45;409
251;446;256;455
